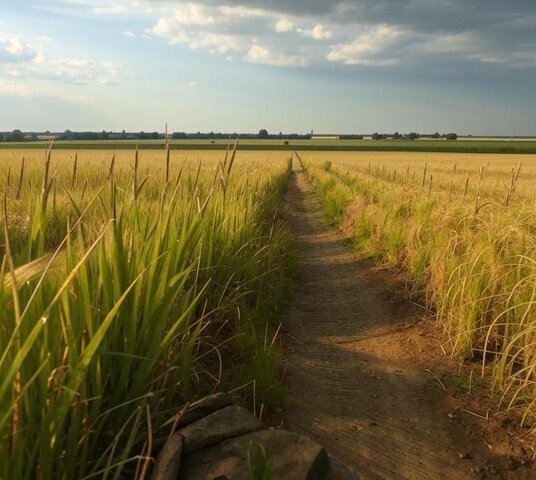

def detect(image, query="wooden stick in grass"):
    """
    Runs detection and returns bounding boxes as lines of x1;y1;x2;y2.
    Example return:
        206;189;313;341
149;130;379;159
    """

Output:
16;157;25;200
81;178;88;202
133;144;139;200
53;183;57;216
474;191;480;214
41;139;53;208
107;153;116;180
165;123;171;184
505;163;522;207
422;163;428;187
71;153;78;188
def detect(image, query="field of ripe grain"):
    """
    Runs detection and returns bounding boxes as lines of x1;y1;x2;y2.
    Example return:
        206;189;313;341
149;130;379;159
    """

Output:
0;147;292;478
300;151;536;423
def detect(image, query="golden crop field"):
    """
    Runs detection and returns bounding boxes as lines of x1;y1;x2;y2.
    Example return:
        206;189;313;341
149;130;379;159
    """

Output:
0;147;293;478
300;151;536;417
303;151;536;206
4;145;536;478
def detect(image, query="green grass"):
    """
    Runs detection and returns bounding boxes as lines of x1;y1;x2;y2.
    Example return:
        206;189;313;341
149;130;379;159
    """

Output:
300;152;536;427
4;139;536;153
0;148;294;478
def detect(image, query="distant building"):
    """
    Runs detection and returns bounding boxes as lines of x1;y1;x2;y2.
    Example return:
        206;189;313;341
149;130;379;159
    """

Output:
36;134;59;140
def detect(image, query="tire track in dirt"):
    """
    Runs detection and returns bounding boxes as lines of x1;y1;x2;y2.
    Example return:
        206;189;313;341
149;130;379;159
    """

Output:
280;170;530;480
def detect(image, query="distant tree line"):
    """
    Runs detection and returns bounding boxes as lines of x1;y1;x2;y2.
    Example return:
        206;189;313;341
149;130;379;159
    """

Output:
339;134;364;140
0;129;314;142
60;130;161;140
0;129;162;142
172;130;313;140
371;132;458;140
1;130;26;142
1;129;458;142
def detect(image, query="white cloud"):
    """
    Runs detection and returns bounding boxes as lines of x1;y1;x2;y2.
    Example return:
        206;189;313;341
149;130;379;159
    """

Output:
0;31;123;90
274;19;293;33
37;0;535;73
327;25;408;65
298;24;332;40
168;3;215;26
0;36;37;63
93;5;128;15
188;80;199;86
218;5;268;18
152;19;243;54
328;26;533;68
11;56;123;84
150;7;245;53
151;19;191;44
189;33;242;53
148;3;306;63
244;44;305;67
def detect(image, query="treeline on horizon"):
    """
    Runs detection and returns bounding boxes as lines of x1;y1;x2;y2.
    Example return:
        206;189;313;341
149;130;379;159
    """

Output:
1;129;311;142
0;128;461;142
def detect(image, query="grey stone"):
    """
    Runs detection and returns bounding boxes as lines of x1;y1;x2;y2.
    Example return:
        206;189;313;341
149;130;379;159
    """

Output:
150;433;183;480
179;405;264;454
325;454;358;480
163;392;234;430
180;428;331;480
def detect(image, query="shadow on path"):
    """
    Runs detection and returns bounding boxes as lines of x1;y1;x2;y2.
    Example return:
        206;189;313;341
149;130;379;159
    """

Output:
281;171;502;480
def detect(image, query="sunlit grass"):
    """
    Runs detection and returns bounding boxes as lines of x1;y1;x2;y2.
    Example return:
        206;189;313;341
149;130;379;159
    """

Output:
0;146;293;478
300;151;536;427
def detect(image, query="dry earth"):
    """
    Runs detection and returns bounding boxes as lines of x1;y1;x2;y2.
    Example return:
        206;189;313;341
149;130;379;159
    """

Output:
280;170;535;480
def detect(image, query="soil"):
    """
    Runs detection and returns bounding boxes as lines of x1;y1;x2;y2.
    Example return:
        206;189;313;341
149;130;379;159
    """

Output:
280;170;536;480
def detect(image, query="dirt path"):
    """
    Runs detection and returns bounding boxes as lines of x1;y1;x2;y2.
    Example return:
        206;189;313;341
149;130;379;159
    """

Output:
281;171;534;480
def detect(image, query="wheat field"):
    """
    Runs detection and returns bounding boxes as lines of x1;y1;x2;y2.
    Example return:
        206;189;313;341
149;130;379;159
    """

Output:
0;146;292;478
300;151;536;424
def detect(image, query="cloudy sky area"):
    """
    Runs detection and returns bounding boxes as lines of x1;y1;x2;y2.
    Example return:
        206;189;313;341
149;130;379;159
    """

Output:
1;0;536;134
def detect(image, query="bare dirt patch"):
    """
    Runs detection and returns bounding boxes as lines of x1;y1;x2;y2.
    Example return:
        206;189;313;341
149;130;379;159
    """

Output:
280;171;535;480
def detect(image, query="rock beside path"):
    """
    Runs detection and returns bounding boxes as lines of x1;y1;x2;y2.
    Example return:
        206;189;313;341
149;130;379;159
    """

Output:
180;429;328;480
151;393;357;480
163;392;234;430
151;433;183;480
180;405;264;453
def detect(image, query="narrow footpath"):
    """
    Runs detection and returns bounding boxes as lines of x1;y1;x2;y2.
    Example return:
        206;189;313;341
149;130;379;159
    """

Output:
281;170;534;480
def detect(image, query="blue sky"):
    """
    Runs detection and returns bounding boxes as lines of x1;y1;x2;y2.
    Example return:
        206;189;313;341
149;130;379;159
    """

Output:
1;0;536;135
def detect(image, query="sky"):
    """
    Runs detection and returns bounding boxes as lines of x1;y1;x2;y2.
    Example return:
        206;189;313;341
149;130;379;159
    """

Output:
1;0;536;135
